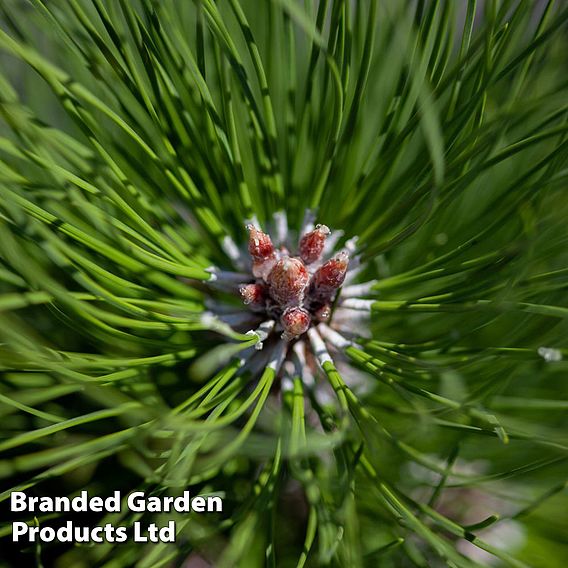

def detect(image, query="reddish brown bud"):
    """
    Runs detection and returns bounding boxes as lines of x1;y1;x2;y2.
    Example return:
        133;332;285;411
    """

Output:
281;307;311;340
267;257;309;305
312;251;349;298
247;224;275;262
299;224;330;264
239;283;266;309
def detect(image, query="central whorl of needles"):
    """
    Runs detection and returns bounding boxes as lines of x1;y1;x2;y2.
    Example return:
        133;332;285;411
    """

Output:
204;212;371;380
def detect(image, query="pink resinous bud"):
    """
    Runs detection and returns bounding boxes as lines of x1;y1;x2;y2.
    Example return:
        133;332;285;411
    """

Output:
281;306;311;341
312;251;349;299
299;224;330;264
267;257;309;305
239;283;266;310
247;224;277;280
247;224;275;261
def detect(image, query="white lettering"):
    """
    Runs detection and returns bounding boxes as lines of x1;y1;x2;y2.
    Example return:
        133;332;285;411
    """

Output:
127;492;146;513
71;491;87;512
160;521;175;542
105;491;120;512
90;496;103;512
12;521;28;542
133;521;147;542
174;493;190;512
91;526;103;543
10;492;28;512
115;526;128;543
207;496;223;512
146;496;161;512
40;527;56;542
192;496;205;512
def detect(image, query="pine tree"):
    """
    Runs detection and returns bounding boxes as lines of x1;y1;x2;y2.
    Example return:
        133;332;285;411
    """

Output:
1;1;567;566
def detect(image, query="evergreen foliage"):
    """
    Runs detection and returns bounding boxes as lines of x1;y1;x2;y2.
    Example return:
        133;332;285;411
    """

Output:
0;1;567;566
